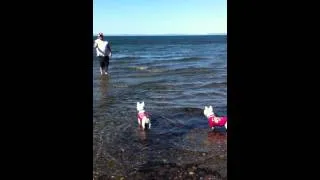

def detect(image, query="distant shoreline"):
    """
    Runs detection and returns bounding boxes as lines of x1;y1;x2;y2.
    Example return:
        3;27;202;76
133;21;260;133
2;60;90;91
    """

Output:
92;34;227;37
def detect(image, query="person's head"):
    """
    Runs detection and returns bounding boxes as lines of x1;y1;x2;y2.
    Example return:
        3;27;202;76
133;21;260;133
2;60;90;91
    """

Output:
97;32;104;40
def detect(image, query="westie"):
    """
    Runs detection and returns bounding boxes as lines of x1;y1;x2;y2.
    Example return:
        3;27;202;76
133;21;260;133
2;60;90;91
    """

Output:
136;101;151;130
204;106;227;131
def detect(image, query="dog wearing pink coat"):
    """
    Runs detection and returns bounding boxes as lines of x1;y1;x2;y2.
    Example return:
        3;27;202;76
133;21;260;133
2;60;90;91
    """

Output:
136;101;151;130
203;106;227;131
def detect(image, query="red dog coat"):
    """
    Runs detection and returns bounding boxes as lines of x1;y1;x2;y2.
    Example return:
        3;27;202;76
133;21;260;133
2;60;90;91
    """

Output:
208;115;227;128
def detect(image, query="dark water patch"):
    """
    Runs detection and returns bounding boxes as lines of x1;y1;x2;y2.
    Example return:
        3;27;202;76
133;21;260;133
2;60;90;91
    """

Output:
128;162;225;180
158;67;212;76
129;81;176;91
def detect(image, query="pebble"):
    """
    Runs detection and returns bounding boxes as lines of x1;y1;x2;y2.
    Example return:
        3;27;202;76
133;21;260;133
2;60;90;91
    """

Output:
189;171;195;175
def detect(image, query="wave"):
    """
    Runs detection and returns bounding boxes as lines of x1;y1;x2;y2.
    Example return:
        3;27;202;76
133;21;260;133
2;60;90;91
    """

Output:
199;81;227;88
111;54;211;61
111;66;215;80
174;56;210;61
112;55;142;60
161;67;212;75
156;107;226;117
129;81;175;90
148;56;210;62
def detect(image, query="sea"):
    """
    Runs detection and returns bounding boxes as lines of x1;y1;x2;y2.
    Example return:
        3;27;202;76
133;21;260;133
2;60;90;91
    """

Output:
93;35;227;179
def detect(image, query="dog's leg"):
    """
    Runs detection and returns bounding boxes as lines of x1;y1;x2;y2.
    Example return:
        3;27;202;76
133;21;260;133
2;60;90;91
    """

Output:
141;118;146;130
225;122;227;129
212;126;215;131
145;118;151;129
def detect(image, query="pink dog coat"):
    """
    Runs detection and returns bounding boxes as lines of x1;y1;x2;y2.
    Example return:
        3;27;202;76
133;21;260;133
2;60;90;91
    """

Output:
137;112;149;124
208;115;227;128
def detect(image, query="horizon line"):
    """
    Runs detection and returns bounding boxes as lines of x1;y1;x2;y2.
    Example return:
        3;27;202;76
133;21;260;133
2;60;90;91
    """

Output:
92;33;227;36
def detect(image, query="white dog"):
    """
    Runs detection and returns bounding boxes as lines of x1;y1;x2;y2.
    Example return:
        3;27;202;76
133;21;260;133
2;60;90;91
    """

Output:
136;101;151;130
204;106;227;130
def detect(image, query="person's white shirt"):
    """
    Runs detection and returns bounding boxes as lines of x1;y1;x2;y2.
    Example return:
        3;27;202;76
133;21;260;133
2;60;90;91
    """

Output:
94;39;112;57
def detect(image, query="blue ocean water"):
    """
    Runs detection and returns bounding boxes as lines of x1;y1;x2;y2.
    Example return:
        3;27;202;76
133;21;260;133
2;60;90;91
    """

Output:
93;35;227;178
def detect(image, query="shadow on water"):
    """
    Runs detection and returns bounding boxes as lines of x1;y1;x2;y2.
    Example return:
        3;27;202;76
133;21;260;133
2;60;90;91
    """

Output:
206;131;227;145
93;75;109;109
137;128;147;142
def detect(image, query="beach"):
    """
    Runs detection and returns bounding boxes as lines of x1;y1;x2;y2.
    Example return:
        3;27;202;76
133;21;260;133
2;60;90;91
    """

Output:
93;35;227;179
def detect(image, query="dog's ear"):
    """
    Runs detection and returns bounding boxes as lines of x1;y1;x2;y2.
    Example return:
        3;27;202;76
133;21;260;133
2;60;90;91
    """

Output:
142;101;145;107
209;106;213;111
137;102;140;106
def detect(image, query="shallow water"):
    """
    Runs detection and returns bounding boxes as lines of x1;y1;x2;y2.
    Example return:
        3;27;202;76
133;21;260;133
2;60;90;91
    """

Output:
93;35;227;179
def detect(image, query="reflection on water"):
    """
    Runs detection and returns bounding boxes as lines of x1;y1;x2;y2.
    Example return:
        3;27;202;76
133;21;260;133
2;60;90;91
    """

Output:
101;75;109;92
207;131;227;145
137;128;147;141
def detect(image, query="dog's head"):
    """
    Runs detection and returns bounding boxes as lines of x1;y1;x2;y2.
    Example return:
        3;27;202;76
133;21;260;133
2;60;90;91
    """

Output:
204;105;215;118
137;101;145;112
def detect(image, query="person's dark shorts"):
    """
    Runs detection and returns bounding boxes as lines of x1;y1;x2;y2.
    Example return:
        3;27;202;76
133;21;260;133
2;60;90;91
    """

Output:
98;56;109;69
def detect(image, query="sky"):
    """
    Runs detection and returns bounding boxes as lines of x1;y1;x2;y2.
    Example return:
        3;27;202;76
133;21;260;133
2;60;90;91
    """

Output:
93;0;226;35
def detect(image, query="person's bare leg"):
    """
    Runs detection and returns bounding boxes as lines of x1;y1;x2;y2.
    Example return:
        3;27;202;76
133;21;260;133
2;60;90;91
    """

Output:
104;66;108;74
100;67;104;75
105;58;109;75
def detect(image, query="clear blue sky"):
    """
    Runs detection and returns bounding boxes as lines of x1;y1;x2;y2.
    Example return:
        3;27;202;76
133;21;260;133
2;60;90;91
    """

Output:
93;0;226;35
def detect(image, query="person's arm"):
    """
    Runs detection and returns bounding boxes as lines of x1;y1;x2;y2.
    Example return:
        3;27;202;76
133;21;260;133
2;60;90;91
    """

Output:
107;43;112;53
107;43;112;56
93;40;97;48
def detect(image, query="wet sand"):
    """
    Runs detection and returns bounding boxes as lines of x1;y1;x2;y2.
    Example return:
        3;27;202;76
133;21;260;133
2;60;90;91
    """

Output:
93;131;227;180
